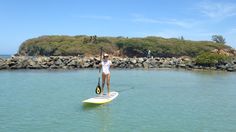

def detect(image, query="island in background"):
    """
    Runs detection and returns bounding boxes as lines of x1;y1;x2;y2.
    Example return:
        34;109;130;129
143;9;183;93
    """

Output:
0;35;236;71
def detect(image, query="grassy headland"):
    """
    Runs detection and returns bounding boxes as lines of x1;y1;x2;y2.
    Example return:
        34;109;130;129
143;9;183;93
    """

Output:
18;35;234;58
1;35;235;70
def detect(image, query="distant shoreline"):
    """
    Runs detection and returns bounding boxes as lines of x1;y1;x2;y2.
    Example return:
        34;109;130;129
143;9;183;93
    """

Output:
0;56;236;72
0;55;11;59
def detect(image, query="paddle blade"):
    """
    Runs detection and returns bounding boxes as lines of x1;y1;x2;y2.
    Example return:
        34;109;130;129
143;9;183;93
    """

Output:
95;86;101;94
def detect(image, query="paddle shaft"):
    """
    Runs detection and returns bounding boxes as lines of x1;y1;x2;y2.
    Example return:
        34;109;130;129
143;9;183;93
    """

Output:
97;47;103;85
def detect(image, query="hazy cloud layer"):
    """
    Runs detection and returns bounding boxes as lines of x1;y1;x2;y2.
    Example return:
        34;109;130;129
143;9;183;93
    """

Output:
198;1;236;19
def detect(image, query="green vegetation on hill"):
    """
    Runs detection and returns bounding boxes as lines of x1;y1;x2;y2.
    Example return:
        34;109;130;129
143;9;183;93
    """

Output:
195;52;231;67
18;35;233;57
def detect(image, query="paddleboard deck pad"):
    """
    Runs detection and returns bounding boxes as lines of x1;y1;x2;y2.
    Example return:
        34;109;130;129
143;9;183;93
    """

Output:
83;91;119;104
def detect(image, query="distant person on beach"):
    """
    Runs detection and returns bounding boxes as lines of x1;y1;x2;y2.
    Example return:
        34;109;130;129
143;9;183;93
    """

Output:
99;53;112;96
147;50;151;58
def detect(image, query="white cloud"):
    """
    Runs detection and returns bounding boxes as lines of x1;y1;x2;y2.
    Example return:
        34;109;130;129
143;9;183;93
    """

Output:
79;15;112;20
131;14;197;28
133;17;162;23
228;28;236;34
199;1;236;19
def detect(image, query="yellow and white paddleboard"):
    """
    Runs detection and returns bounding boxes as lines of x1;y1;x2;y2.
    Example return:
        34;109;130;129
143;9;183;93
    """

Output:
83;91;119;104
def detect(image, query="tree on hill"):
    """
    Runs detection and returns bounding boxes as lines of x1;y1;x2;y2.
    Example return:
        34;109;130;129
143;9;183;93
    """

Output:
116;42;124;50
212;35;226;44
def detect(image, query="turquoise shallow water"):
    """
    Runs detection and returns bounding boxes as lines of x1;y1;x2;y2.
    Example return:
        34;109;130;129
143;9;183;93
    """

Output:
0;69;236;132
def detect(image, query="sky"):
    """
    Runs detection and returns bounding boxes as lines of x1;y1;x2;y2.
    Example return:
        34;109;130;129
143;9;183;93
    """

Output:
0;0;236;54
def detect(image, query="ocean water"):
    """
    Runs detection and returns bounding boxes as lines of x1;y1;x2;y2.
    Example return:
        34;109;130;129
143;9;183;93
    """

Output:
0;69;235;132
0;55;11;59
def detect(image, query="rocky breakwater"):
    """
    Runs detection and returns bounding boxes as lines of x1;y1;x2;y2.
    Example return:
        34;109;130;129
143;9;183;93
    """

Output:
0;56;236;72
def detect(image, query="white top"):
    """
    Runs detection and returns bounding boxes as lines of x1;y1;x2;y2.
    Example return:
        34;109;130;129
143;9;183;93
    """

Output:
102;60;112;74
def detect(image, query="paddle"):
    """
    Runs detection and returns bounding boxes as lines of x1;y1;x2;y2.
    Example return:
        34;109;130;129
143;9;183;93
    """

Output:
95;47;103;94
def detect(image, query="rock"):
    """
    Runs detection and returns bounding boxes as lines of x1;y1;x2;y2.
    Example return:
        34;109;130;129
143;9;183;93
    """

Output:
27;60;41;69
143;62;149;69
204;67;211;70
89;57;94;61
35;57;43;63
159;64;172;68
128;64;134;69
46;61;54;66
0;59;6;69
55;59;63;66
162;60;170;65
168;60;175;65
41;64;49;69
149;64;154;68
178;63;186;68
83;58;90;63
50;56;59;61
27;65;42;69
219;49;231;56
116;58;122;62
226;67;236;72
232;59;236;64
6;60;16;67
118;63;126;68
67;60;77;66
172;57;179;63
137;58;144;63
1;56;236;71
210;67;217;70
50;64;59;69
130;58;137;64
225;63;233;67
136;63;142;68
226;64;236;72
83;62;90;68
62;66;68;69
28;59;37;66
0;62;7;69
123;58;128;62
94;57;100;62
216;65;227;70
67;65;77;69
212;49;218;53
155;57;161;61
181;56;191;61
186;62;194;68
233;51;236;56
149;59;157;65
143;57;148;61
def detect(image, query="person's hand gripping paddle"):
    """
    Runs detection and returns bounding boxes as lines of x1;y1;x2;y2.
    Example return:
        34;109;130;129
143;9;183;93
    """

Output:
95;47;103;94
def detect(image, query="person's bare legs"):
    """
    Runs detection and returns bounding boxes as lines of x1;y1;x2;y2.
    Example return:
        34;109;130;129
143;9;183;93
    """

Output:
101;73;106;95
107;74;111;96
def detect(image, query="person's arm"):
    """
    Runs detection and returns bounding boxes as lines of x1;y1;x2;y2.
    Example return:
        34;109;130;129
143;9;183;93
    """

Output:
99;61;102;68
109;60;113;67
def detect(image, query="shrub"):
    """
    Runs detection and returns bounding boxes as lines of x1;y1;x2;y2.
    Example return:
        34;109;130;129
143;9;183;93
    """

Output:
195;52;230;66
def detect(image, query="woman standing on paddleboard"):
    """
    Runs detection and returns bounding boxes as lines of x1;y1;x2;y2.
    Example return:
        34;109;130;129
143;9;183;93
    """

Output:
100;53;112;96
